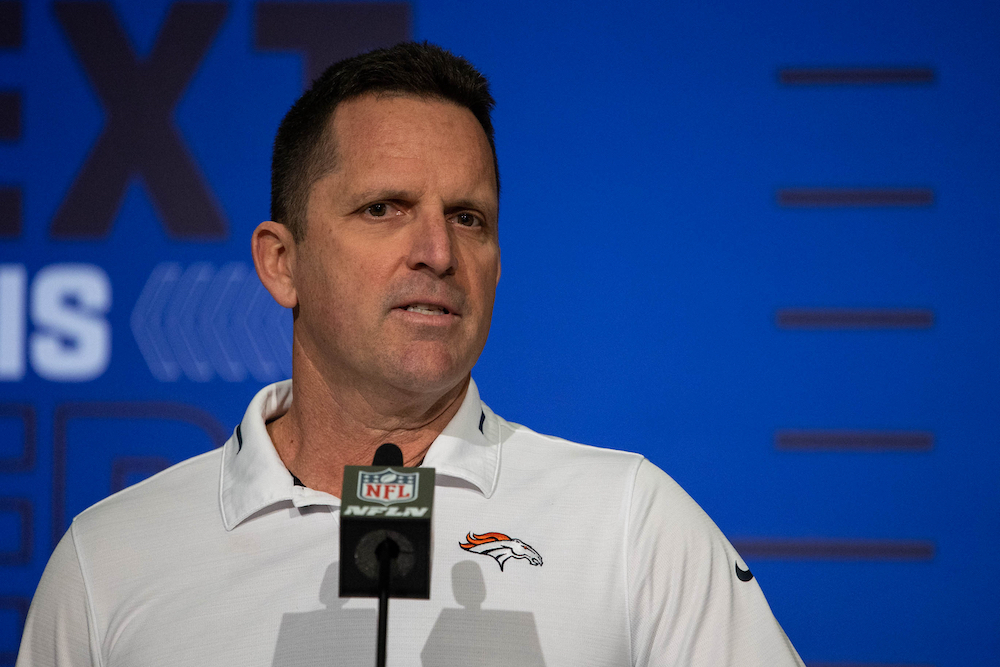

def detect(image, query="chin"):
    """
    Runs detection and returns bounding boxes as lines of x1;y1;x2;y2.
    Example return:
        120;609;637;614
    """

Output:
384;347;473;396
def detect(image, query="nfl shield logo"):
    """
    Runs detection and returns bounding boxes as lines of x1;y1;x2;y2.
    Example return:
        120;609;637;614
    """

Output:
358;468;420;506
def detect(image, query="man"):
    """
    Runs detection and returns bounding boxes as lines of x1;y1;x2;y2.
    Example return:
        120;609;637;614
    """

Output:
18;43;804;666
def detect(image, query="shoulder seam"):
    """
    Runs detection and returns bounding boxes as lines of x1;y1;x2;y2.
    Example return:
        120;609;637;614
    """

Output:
70;522;106;667
504;422;647;460
623;455;645;667
75;449;222;520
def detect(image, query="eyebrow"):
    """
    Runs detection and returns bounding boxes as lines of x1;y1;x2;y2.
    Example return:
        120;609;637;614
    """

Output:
444;198;496;214
348;189;496;215
349;188;420;204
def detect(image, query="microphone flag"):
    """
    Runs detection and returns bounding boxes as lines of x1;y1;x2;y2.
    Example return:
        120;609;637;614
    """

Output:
339;451;435;599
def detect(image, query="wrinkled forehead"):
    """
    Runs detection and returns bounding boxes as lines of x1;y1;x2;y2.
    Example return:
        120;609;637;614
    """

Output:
319;93;498;196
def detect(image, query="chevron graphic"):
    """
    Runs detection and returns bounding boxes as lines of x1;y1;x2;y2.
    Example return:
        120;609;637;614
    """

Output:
131;262;292;382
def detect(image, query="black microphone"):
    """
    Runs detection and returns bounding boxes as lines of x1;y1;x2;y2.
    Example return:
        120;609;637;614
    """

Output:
339;443;435;599
372;442;404;467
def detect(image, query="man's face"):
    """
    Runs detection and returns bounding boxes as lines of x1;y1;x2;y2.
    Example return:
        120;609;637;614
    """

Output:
291;94;500;399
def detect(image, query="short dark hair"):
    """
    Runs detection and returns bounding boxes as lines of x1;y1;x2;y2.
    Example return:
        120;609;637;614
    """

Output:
270;41;498;242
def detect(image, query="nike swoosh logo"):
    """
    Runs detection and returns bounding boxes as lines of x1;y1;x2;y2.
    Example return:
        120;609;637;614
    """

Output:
735;562;753;582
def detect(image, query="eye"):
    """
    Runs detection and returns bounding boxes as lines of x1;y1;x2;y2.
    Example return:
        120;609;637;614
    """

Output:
453;212;482;227
366;203;389;217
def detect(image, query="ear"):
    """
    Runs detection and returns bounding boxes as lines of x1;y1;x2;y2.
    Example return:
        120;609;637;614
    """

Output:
251;220;298;309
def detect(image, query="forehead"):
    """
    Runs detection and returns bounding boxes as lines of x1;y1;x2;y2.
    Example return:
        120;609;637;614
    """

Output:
321;94;497;199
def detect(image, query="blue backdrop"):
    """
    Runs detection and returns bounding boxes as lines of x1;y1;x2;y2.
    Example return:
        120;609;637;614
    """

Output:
2;1;998;664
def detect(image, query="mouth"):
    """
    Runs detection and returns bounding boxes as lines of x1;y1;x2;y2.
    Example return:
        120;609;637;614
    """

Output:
395;303;456;317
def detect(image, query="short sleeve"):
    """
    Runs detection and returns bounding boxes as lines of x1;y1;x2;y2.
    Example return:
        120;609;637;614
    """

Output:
16;526;99;667
626;458;804;666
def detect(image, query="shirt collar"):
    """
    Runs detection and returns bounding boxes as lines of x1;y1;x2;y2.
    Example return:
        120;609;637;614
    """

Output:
219;377;501;531
422;378;501;498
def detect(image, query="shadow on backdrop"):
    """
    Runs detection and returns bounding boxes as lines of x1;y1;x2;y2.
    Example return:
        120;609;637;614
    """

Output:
421;560;545;666
272;562;376;666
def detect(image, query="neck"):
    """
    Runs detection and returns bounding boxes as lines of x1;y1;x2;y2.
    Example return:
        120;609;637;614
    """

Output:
266;342;470;498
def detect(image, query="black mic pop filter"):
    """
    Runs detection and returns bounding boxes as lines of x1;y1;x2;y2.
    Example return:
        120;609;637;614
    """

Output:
339;444;435;599
372;443;404;466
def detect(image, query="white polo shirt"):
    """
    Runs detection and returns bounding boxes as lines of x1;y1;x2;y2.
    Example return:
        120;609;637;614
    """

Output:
17;379;803;666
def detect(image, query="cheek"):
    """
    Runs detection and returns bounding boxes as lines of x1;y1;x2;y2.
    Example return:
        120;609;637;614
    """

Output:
296;260;364;329
472;252;501;304
298;240;368;300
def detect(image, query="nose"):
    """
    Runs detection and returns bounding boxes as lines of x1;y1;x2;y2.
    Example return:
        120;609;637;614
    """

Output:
406;210;456;277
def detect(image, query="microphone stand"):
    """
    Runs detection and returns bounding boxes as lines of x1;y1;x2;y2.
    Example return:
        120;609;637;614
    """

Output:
375;537;400;667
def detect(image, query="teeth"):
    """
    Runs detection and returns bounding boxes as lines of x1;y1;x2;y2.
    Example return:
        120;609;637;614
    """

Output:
405;304;447;315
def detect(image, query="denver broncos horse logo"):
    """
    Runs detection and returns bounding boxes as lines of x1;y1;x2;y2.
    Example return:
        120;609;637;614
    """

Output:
460;532;543;571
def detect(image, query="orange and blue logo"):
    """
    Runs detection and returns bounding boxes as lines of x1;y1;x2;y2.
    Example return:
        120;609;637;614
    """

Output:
460;532;543;571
